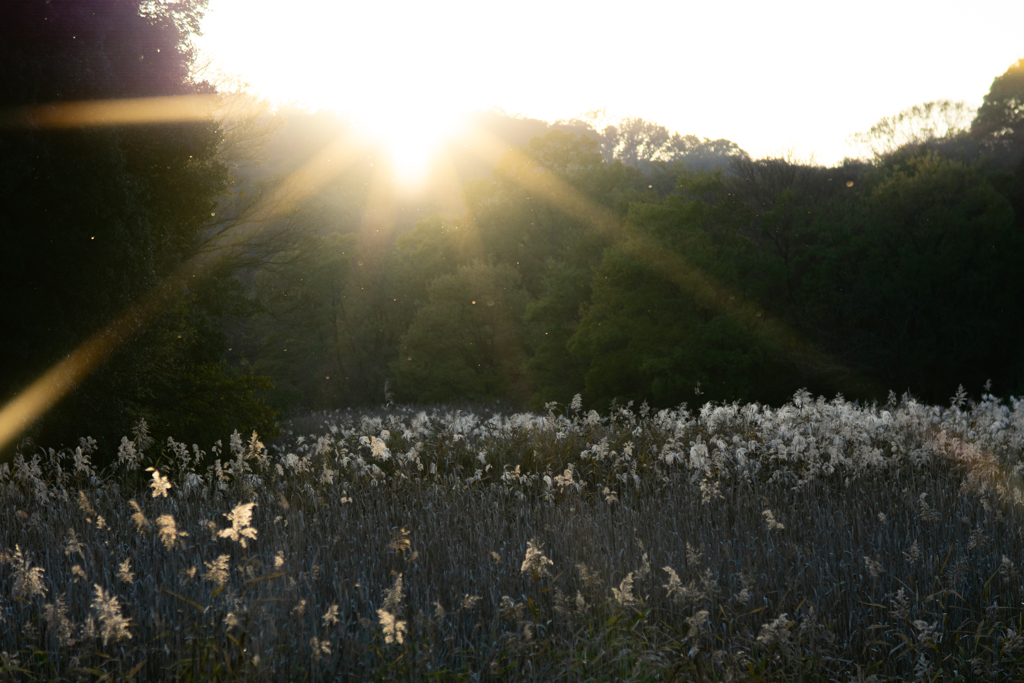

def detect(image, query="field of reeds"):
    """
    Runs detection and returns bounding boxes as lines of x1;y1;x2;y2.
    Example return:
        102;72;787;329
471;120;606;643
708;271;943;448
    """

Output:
2;387;1024;681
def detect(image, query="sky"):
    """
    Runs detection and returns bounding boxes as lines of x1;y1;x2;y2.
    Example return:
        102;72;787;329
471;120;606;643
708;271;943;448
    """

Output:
195;0;1024;167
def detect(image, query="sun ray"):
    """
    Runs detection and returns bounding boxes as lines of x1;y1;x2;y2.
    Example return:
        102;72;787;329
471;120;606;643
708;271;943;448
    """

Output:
0;100;371;456
457;122;878;394
423;139;470;220
0;94;221;128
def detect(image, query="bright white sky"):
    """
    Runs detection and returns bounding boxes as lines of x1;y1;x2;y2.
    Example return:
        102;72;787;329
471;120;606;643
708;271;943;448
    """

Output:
196;0;1024;168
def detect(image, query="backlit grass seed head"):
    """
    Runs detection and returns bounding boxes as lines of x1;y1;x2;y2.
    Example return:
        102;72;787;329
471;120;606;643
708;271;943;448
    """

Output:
64;529;84;559
903;540;921;564
730;571;754;606
91;584;131;646
72;445;96;478
310;637;331;661
553;467;577;491
913;618;942;645
756;613;792;650
219;502;258;548
686;609;710;637
917;492;940;522
612;572;638;609
382;574;404;613
889;587;910;620
117;436;141;472
80;614;97;642
700;475;723;504
637;551;651;580
132;419;154;452
360;435;390;461
999;628;1023;656
388;528;411;556
128;500;150;532
322;604;339;627
864;555;884;580
246;431;268;468
762;509;784;530
204;555;230;587
499;595;521;616
42;595;75;647
685;542;703;566
712;563;737;596
10;545;46;600
378;608;406;644
156;515;188;550
147;468;171;497
577;562;602;588
521;540;554;579
968;525;989;550
663;566;683;599
117;558;134;584
1000;555;1018;584
78;491;97;520
229;430;245;458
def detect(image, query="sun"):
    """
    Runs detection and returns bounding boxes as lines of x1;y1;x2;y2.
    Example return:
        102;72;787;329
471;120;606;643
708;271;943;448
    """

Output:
348;104;465;189
195;0;480;188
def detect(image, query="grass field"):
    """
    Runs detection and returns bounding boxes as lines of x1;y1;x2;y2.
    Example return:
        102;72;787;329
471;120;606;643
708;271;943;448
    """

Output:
2;388;1024;681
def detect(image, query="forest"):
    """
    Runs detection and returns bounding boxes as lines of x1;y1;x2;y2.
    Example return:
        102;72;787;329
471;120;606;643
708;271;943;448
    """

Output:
2;0;1023;465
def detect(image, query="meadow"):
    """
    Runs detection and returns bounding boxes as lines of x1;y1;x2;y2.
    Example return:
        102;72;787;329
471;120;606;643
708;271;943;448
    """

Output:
2;387;1024;681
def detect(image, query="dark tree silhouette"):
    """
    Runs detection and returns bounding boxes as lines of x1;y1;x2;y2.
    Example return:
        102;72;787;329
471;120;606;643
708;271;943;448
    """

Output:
0;0;276;461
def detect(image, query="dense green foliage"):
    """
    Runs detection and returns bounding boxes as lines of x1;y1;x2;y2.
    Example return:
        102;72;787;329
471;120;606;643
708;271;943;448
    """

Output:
0;0;277;461
244;79;1024;415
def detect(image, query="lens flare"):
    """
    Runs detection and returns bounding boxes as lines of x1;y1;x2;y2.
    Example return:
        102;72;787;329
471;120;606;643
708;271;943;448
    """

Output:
0;95;371;457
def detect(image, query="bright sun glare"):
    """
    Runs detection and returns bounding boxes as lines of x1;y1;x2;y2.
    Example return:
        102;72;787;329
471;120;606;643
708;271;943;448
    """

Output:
196;1;484;187
353;107;464;187
196;0;1024;168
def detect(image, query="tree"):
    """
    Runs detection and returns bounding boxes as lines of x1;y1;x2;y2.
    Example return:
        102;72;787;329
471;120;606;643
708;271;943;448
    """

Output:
849;100;974;159
248;231;358;411
791;153;1024;402
0;0;277;460
972;58;1024;151
561;169;815;409
392;263;529;404
465;130;644;296
595;117;747;179
522;262;594;409
970;58;1024;231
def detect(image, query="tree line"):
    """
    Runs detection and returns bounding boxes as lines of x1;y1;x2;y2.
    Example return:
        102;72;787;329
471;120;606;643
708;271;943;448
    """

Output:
247;98;1024;417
